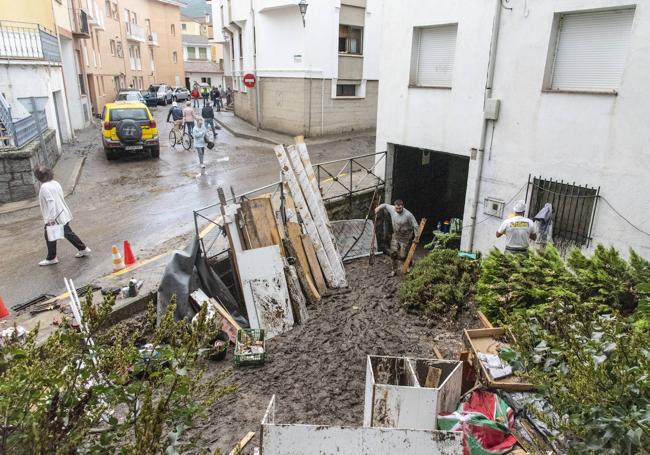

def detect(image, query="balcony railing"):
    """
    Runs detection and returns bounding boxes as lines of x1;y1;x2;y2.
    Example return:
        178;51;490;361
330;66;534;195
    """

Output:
148;31;158;46
71;8;90;37
0;21;62;62
126;22;146;42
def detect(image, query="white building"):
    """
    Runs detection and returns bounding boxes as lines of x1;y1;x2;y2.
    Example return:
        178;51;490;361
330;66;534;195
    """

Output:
376;0;650;257
210;0;383;137
182;34;225;89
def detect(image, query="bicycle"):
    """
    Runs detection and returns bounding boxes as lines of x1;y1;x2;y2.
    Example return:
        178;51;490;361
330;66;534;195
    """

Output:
168;122;192;150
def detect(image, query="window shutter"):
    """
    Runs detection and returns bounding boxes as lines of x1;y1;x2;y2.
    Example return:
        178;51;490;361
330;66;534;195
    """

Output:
551;8;635;91
414;24;458;87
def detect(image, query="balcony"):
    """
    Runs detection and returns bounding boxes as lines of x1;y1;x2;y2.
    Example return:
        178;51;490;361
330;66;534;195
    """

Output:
148;31;158;46
71;8;91;38
126;22;146;43
0;21;62;62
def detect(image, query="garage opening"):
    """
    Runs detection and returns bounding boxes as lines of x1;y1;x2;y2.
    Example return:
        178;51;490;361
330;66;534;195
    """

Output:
390;145;469;239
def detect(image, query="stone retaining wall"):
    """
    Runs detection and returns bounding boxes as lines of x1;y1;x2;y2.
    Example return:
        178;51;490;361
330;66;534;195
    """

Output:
0;129;59;203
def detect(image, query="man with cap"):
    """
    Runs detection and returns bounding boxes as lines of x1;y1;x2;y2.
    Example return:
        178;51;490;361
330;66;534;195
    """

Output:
496;200;537;254
375;199;419;276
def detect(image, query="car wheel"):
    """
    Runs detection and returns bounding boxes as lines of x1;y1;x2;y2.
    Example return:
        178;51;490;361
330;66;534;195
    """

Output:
105;149;119;161
150;146;160;159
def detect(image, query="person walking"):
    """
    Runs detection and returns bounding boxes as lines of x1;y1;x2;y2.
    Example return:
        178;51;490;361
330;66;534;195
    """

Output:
226;87;233;106
375;199;418;276
215;86;223;111
210;86;218;108
201;85;210;107
191;86;200;108
192;118;208;172
496;200;537;255
34;165;90;266
201;103;217;137
182;101;195;136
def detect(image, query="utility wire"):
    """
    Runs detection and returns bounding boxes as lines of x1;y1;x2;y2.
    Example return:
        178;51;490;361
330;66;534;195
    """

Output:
463;181;528;230
600;196;650;237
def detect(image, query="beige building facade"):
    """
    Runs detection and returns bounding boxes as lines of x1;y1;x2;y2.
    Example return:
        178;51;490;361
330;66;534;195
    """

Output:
75;0;185;114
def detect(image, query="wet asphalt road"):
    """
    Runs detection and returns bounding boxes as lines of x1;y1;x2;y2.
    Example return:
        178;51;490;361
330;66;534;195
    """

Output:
0;107;375;306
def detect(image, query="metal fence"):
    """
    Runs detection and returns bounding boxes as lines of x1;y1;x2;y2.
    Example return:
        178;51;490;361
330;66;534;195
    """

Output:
193;151;386;259
0;95;48;149
0;21;61;62
526;175;600;249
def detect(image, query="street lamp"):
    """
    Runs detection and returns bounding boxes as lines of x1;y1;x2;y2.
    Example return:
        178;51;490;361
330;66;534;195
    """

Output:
298;0;308;27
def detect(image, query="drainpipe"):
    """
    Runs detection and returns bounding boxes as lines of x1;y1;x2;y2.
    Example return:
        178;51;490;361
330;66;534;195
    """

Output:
250;0;261;130
468;0;504;251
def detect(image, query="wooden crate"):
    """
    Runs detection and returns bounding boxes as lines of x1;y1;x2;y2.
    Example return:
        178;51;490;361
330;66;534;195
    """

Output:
463;328;534;391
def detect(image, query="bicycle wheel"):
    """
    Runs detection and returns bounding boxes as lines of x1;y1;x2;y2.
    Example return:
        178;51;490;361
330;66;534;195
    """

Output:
182;132;193;151
168;129;177;147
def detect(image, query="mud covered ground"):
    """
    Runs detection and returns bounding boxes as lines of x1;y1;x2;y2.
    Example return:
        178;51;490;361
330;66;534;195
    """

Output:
187;255;480;454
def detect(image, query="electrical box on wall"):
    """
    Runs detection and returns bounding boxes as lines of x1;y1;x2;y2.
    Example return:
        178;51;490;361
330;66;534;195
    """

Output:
484;197;505;218
484;98;501;120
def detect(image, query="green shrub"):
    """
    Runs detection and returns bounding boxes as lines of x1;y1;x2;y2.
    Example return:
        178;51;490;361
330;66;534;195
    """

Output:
399;249;480;316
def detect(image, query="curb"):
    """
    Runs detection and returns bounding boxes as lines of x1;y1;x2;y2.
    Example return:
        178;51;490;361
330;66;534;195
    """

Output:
214;117;283;145
0;155;86;215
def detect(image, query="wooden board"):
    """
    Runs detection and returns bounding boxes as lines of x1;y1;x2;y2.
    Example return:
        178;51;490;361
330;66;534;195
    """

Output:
285;265;309;324
285;224;321;304
402;218;427;274
208;297;242;344
229;431;255;455
240;196;284;255
463;328;534;391
477;310;494;328
301;234;328;295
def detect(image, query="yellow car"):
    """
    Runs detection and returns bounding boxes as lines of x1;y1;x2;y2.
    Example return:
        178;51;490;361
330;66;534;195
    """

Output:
101;101;159;160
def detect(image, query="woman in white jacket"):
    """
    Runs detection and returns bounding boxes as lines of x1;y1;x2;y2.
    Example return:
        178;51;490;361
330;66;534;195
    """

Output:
192;117;208;171
34;165;91;266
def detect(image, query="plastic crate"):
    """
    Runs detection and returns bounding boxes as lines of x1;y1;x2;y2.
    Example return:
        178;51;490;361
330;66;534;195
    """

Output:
234;328;266;367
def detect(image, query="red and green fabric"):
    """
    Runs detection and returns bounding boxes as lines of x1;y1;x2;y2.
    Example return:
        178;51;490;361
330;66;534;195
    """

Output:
438;390;518;455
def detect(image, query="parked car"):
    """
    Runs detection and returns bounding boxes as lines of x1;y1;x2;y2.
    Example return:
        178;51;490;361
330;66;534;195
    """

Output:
147;84;173;105
115;91;145;103
172;87;190;102
101;101;159;160
141;90;159;108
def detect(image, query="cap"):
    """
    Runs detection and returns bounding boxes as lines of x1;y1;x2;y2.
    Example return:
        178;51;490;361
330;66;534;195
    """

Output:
172;101;177;107
514;200;527;213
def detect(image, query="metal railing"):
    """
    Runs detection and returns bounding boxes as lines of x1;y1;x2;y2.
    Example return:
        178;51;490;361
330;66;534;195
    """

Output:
192;151;386;258
0;95;48;149
0;21;61;61
148;31;158;46
71;8;90;37
126;22;146;42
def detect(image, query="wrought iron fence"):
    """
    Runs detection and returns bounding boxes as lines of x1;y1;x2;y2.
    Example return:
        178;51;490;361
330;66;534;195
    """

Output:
0;95;48;149
193;151;386;258
0;21;61;62
526;175;600;249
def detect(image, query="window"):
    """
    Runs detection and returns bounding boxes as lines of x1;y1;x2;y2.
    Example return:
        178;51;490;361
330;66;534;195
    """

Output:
171;24;175;35
199;47;207;60
546;8;635;92
336;84;357;97
528;177;599;248
181;23;187;31
109;39;115;56
339;25;363;54
105;0;111;18
109;108;149;121
112;2;119;20
201;77;212;86
410;24;458;88
187;46;196;59
172;51;177;63
116;40;123;58
150;48;155;71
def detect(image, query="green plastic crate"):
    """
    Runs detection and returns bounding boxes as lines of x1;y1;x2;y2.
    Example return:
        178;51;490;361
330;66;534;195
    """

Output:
234;328;266;367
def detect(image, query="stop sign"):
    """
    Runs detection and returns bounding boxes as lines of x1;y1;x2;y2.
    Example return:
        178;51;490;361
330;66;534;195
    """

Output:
243;73;256;88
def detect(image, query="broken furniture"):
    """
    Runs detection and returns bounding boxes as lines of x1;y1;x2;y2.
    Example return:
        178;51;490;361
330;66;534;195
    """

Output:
464;328;534;391
363;355;462;430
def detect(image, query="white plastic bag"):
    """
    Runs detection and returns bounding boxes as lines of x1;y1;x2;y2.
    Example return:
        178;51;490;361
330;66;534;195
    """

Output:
46;224;65;242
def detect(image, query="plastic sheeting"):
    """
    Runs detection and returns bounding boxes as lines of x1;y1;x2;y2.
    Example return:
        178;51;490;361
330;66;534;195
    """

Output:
157;237;248;327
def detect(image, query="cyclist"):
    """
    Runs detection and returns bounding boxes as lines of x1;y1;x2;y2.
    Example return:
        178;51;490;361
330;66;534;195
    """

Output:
166;101;183;137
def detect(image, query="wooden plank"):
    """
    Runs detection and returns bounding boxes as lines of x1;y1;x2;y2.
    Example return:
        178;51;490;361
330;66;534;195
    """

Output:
424;367;442;388
402;218;427;274
301;234;328;295
229;431;255;455
285;265;309;324
433;347;443;360
285;225;321;304
207;297;242;344
240;196;283;255
477;310;494;328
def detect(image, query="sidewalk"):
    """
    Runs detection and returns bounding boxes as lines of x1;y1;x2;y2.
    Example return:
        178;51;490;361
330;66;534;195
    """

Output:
0;148;86;215
214;110;376;146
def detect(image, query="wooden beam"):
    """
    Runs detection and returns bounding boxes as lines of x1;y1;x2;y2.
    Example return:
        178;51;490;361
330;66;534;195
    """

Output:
477;310;494;328
228;431;255;455
402;218;427;274
239;196;283;255
285;265;309;324
433;347;444;360
284;225;321;304
302;234;328;295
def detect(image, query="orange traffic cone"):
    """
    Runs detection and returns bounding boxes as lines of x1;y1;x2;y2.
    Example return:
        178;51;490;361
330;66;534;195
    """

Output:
112;245;125;272
123;240;137;267
0;295;8;319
